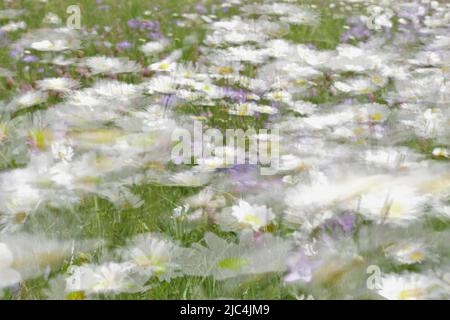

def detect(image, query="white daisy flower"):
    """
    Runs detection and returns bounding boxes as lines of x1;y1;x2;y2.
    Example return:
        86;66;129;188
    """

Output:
334;77;379;95
30;39;70;52
146;75;177;94
0;186;41;232
251;104;278;115
42;12;62;25
170;171;211;187
359;186;429;225
140;40;168;55
0;243;21;289
8;90;47;111
432;147;450;158
66;262;139;295
83;56;142;75
149;60;177;73
384;242;431;265
0;21;26;32
231;200;275;231
290;100;317;115
91;80;143;100
119;234;182;279
265;90;293;104
222;46;269;64
378;273;446;300
51;142;74;163
37;77;79;92
51;55;76;66
197;156;227;171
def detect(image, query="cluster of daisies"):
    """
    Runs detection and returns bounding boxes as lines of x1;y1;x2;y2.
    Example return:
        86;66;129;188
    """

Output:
1;0;450;299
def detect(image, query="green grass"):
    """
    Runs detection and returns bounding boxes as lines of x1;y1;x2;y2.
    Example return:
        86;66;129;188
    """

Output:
0;0;350;300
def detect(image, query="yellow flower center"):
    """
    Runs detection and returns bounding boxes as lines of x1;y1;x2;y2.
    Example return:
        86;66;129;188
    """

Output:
13;212;27;224
217;257;249;271
29;129;53;150
389;202;404;218
66;291;85;300
160;63;170;70
372;76;384;86
243;214;262;226
218;66;233;75
409;251;425;262
359;87;373;94
273;91;283;100
134;255;168;274
370;112;383;121
399;288;424;300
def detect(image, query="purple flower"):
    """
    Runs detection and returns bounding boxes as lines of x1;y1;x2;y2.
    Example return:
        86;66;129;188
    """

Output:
336;214;356;234
148;31;163;39
321;213;356;240
341;16;371;42
195;4;208;14
22;55;38;63
128;19;140;29
9;48;23;59
117;41;132;50
285;250;314;283
141;20;157;30
344;98;354;105
128;18;159;33
223;87;251;103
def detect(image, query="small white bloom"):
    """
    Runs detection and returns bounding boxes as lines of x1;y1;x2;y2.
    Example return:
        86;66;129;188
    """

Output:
149;60;177;73
31;39;70;52
140;41;167;55
0;21;26;32
231;200;275;231
432;147;450;158
66;262;136;294
43;12;62;25
0;243;21;288
37;77;79;92
378;273;445;300
384;242;431;265
10;90;47;110
51;142;74;163
84;56;142;75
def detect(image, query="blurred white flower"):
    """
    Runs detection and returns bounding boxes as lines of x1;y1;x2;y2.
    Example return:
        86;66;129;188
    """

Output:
37;77;79;92
231;200;274;231
51;142;74;163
